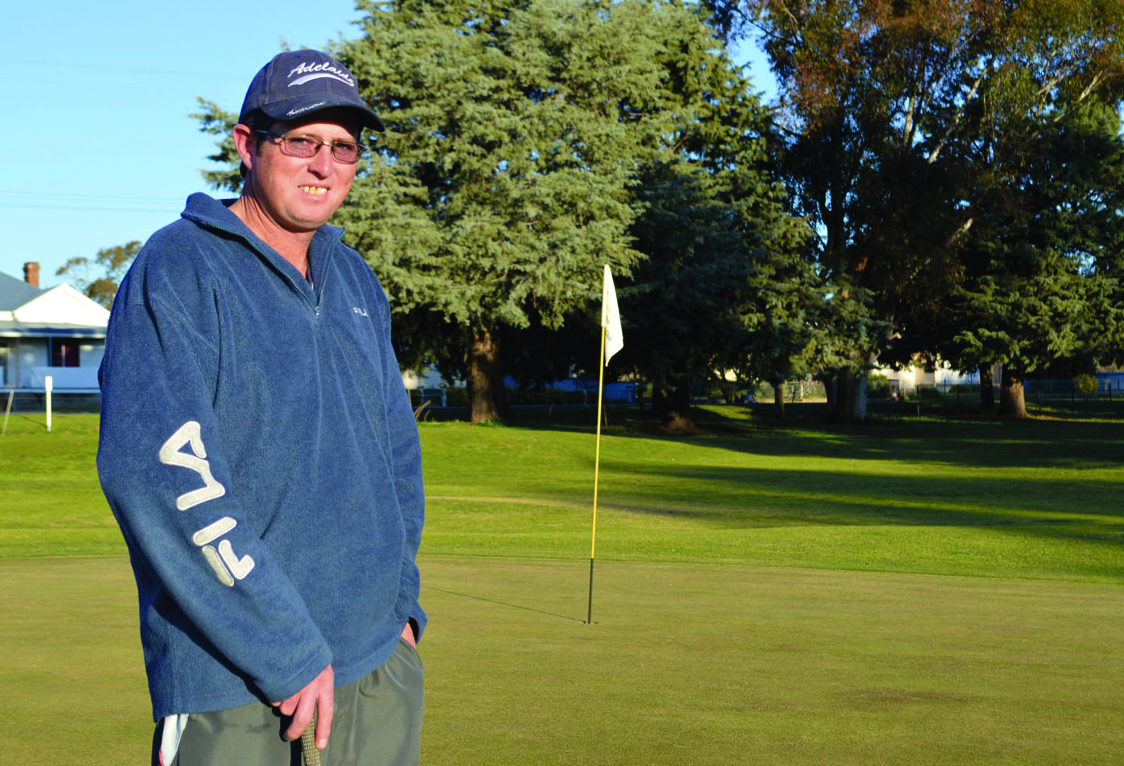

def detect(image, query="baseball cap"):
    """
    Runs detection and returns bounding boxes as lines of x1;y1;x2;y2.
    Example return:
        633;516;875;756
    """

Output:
239;50;384;131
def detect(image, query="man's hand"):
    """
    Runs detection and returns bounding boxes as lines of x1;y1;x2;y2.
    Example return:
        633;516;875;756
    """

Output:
272;664;334;749
401;622;416;647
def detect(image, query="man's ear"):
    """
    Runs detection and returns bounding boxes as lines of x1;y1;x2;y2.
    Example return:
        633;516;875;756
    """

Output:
232;124;257;171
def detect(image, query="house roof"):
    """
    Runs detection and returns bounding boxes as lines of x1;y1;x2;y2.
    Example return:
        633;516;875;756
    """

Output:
9;283;110;326
0;271;42;311
0;321;108;339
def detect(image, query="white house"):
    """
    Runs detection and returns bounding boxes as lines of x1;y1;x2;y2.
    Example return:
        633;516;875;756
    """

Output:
874;359;981;394
0;263;110;392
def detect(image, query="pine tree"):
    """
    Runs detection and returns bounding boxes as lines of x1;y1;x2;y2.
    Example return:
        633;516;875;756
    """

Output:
616;8;815;426
336;0;695;422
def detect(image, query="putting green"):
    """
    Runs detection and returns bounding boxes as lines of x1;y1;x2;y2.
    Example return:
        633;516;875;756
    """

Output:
4;554;1122;765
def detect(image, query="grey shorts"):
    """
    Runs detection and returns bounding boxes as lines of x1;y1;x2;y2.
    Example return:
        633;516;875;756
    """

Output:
154;638;424;766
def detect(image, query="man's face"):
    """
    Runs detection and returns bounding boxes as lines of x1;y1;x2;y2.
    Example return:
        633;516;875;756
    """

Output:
236;108;361;234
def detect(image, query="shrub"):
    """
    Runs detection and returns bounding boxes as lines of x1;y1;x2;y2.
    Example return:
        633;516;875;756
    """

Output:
917;385;944;402
444;387;469;407
1073;374;1099;396
867;373;892;400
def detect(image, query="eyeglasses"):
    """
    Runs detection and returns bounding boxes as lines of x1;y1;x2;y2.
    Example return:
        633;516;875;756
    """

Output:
256;130;366;164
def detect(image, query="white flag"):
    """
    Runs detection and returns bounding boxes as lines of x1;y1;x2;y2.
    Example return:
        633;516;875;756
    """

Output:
602;265;624;365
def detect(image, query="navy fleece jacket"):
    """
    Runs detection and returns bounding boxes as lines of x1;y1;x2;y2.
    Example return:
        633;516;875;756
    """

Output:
98;193;425;719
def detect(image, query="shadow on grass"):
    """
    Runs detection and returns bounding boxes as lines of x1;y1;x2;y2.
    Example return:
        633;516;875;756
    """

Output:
421;402;1124;551
594;461;1124;535
424;584;585;623
452;401;1124;471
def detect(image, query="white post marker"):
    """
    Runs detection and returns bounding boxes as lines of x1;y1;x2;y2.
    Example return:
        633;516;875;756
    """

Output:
45;375;53;433
2;390;14;436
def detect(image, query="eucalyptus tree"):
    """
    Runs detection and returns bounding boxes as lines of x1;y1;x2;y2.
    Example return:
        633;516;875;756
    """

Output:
56;241;141;309
708;0;1124;419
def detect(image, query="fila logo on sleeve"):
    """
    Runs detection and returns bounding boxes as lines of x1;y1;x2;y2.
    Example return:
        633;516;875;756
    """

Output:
159;422;255;587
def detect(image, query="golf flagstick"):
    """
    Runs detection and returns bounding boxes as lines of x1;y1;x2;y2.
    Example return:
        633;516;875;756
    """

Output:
587;265;623;624
588;322;607;624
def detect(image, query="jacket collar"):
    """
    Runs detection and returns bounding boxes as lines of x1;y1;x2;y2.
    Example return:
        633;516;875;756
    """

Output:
180;193;345;293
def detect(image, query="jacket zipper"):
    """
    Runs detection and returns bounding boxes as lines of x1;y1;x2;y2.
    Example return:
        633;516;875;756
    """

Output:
202;220;338;318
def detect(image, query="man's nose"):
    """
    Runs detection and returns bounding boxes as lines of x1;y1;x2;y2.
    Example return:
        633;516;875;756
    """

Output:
308;145;335;175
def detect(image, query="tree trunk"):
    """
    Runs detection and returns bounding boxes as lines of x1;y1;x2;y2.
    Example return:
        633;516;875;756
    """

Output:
998;366;1028;419
773;380;786;419
978;363;995;410
840;370;867;422
653;377;693;430
466;324;509;424
825;369;867;422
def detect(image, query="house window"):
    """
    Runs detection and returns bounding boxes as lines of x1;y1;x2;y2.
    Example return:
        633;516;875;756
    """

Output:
50;339;80;368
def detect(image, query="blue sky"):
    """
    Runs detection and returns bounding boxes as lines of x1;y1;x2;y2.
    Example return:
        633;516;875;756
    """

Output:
3;0;771;289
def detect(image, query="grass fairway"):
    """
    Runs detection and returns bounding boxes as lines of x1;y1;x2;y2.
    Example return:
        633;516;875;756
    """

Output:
420;407;1124;583
2;408;1123;764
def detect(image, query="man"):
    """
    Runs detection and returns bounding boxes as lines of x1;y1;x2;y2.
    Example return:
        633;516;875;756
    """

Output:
97;49;425;766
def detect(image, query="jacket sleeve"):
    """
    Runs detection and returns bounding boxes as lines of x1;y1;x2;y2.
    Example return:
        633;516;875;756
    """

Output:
97;249;332;703
373;277;427;641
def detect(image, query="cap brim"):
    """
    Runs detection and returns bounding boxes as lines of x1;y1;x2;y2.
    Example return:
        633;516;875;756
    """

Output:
259;99;384;132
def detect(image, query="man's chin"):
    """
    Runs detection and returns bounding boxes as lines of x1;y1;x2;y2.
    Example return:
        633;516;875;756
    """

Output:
285;209;338;232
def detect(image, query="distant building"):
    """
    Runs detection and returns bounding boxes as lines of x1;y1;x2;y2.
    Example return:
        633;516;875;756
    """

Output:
872;359;985;395
0;262;110;392
401;366;450;406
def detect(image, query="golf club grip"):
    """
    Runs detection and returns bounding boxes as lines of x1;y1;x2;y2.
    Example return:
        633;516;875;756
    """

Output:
301;711;321;766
